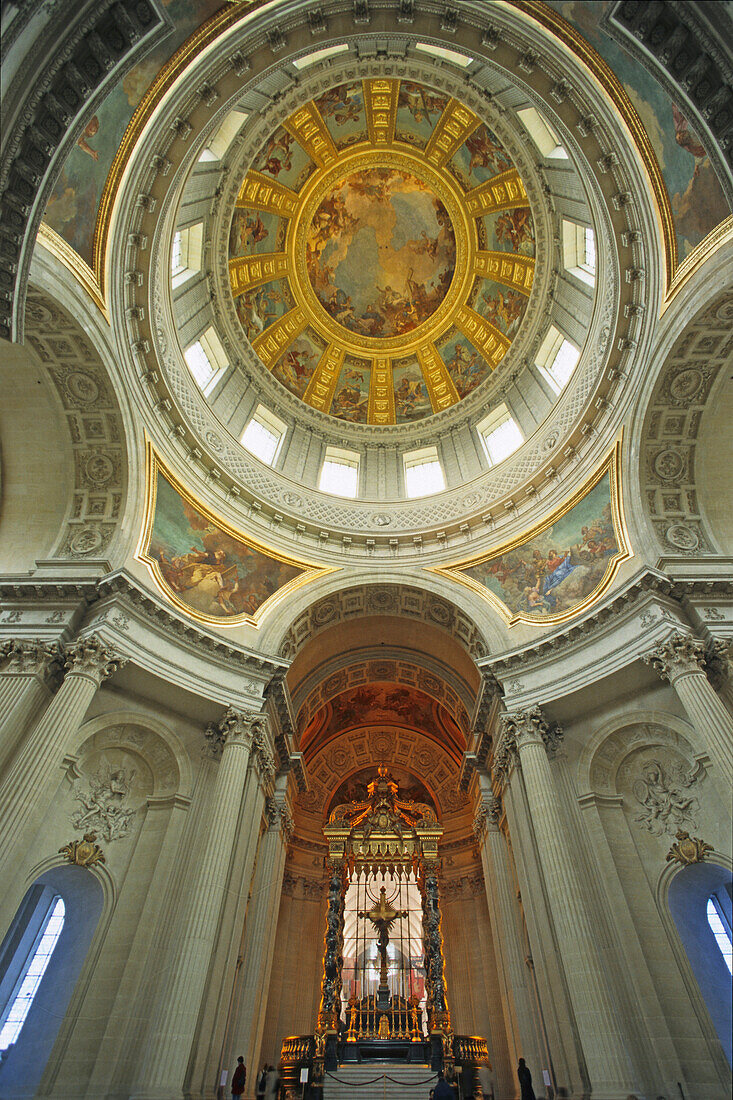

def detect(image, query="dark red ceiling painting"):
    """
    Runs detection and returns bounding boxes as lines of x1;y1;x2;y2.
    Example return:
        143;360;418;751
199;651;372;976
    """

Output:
299;682;466;763
325;766;437;821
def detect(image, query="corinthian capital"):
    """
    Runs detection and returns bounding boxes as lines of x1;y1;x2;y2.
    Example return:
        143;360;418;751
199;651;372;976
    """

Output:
0;639;60;676
204;706;270;758
500;706;563;758
643;632;707;683
473;795;502;838
63;635;126;685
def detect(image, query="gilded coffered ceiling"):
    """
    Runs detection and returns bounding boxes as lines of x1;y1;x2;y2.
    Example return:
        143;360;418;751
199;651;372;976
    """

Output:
227;79;535;425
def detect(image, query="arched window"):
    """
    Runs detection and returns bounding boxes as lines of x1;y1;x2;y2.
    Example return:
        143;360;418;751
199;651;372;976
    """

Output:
0;897;65;1053
707;893;733;974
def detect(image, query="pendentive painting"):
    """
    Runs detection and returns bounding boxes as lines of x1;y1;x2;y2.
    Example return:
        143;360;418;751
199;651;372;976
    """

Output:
433;444;630;625
138;450;333;626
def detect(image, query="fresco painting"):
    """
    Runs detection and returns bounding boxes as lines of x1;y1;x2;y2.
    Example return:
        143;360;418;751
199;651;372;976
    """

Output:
228;208;283;258
250;125;314;191
234;280;292;342
301;684;463;753
330;358;371;423
271;329;325;399
474;280;528;337
547;0;731;258
461;471;620;620
393;356;432;422
315;82;367;147
395;81;449;147
449;124;514;186
438;331;491;398
146;468;303;620
306;167;456;338
43;0;223;265
481;209;535;257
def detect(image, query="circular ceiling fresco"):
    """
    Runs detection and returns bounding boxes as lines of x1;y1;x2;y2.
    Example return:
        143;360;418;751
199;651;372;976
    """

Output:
228;79;536;425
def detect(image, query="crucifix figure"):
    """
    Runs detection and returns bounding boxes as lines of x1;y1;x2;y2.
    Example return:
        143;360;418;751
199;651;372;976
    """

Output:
359;886;408;1011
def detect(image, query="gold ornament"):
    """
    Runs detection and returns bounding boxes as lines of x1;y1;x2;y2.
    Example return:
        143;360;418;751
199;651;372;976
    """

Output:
665;829;713;867
59;831;106;867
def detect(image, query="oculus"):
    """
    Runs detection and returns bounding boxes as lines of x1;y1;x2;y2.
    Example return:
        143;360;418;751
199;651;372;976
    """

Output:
227;79;535;425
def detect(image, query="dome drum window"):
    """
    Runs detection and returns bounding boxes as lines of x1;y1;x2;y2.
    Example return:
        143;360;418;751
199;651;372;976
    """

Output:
403;447;445;498
171;223;203;288
319;447;360;498
536;326;580;395
563;220;596;286
241;405;287;466
477;404;524;466
184;328;228;395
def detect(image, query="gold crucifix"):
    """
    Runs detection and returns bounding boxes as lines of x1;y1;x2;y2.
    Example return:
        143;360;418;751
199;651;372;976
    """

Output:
359;886;408;987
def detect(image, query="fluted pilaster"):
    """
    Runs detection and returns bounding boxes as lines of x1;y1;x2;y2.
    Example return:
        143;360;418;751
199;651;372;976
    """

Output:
475;795;542;1095
501;706;639;1098
228;785;292;1079
0;635;124;874
644;632;733;791
0;640;61;778
132;706;270;1099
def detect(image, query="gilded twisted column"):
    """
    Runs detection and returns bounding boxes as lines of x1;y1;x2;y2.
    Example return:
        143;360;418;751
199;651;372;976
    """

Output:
0;640;61;779
422;861;452;1041
0;635;125;871
228;783;293;1082
644;632;733;792
500;707;639;1098
474;794;543;1094
131;707;269;1100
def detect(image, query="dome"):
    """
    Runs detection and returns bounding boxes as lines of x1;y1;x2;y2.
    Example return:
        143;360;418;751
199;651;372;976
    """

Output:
224;79;536;425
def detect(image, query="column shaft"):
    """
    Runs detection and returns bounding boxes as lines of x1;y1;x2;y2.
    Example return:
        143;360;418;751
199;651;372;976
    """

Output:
514;726;637;1098
672;669;733;788
479;814;543;1094
0;673;51;779
228;804;289;1079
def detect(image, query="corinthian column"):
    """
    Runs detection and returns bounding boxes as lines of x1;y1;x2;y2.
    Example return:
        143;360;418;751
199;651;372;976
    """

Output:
0;635;125;864
227;781;293;1079
500;707;639;1099
0;640;61;779
474;794;543;1095
644;632;733;792
131;707;269;1100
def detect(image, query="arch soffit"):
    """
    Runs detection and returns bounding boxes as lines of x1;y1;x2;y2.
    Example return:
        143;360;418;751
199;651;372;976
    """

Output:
293;653;475;739
636;285;733;562
70;709;193;798
578;707;700;796
272;580;490;666
296;725;469;827
20;278;133;569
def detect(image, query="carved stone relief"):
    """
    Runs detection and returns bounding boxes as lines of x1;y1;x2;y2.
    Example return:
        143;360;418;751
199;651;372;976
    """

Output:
25;289;127;561
640;292;733;554
630;757;700;837
279;584;487;661
72;760;139;843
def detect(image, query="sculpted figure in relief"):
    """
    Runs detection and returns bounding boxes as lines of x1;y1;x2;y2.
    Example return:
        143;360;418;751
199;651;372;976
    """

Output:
633;758;699;837
72;762;137;842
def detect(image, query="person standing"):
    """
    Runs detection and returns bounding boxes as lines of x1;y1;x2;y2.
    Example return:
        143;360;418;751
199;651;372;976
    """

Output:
231;1056;246;1099
264;1063;280;1100
433;1071;454;1099
517;1058;536;1100
256;1064;267;1100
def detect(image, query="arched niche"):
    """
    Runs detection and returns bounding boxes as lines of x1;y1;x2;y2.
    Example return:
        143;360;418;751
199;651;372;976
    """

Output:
660;857;733;1069
0;865;104;1099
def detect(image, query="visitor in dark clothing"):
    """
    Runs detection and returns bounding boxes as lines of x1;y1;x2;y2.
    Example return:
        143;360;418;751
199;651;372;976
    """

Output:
433;1071;454;1099
518;1058;537;1100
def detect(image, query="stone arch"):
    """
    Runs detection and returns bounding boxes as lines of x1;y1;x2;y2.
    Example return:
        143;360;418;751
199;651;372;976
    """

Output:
70;710;193;800
638;288;733;560
578;708;701;796
0;282;132;572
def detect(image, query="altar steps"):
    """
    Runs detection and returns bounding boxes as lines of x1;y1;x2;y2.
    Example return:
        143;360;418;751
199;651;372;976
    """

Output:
324;1063;437;1100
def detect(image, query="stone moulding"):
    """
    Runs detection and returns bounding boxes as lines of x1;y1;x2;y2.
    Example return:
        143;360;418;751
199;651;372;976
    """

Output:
428;435;631;627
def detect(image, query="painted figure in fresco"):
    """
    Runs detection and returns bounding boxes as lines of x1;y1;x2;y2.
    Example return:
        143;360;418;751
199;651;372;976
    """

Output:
235;284;285;340
332;368;368;422
398;82;447;126
467;490;619;618
445;341;486;397
317;83;363;128
260;129;295;178
395;372;428;419
77;115;101;161
672;105;707;177
229;210;268;255
494;208;534;254
480;288;526;337
273;344;318;397
464;126;512;178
